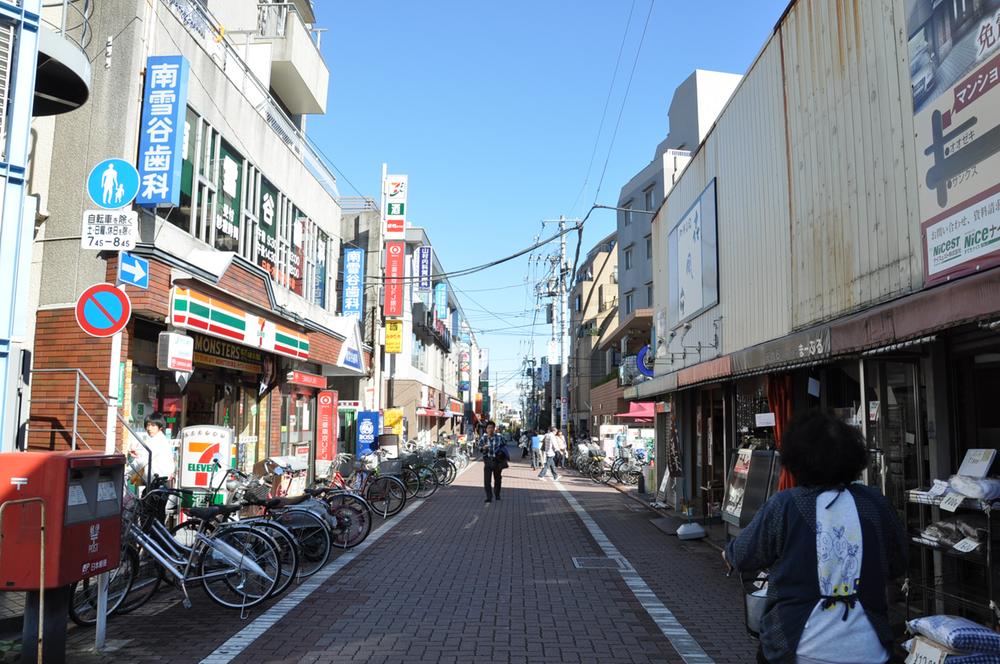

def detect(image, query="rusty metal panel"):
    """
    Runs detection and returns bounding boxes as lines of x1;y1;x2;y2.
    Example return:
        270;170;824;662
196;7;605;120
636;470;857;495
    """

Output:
782;0;920;328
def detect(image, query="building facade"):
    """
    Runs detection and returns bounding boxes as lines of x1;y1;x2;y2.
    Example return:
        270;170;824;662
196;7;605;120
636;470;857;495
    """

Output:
634;0;1000;629
24;0;368;481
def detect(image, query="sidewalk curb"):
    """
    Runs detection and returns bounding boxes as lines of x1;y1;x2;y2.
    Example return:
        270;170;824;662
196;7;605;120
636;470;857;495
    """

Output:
602;476;726;554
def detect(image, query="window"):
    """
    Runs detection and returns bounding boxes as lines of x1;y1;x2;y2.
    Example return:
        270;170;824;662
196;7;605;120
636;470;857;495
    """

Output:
645;235;652;259
646;282;653;308
624;247;633;270
643;185;655;214
574;294;582;312
598;285;605;312
623;200;633;225
625;291;634;315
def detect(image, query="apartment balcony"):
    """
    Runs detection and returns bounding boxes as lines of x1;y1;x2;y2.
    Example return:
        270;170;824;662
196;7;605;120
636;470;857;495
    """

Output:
34;0;92;115
257;2;328;115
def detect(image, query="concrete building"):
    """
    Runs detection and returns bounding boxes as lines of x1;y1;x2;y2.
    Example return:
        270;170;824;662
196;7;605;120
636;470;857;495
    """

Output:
567;232;618;437
24;0;368;481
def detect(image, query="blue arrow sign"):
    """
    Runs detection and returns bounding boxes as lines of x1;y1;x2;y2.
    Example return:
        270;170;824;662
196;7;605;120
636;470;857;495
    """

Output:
87;159;140;210
118;252;149;289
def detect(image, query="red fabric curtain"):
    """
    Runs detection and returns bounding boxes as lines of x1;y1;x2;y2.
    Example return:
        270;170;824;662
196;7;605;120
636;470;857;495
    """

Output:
766;373;796;490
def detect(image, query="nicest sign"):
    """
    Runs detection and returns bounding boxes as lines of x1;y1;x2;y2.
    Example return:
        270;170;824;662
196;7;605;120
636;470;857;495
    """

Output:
136;56;190;207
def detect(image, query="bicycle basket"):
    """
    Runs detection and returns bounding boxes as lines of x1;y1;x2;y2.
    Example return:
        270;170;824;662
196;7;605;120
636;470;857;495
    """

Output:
336;458;354;477
244;480;272;503
379;459;403;476
400;452;417;466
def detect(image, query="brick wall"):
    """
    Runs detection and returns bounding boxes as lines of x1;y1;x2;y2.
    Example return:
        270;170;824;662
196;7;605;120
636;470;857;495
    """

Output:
28;308;131;451
216;264;271;311
308;331;343;366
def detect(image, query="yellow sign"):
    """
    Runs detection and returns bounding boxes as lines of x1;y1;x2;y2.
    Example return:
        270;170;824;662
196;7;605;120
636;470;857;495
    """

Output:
385;320;403;353
383;408;404;435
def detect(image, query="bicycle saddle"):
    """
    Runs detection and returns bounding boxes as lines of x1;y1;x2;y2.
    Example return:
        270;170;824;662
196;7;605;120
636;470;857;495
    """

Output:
243;496;283;510
303;487;332;497
187;504;241;521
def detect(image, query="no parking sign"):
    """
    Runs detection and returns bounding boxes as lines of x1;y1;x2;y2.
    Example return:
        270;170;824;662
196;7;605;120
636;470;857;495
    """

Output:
75;283;131;337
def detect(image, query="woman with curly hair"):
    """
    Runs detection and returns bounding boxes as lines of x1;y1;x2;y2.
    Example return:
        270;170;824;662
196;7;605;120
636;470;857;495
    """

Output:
723;410;907;664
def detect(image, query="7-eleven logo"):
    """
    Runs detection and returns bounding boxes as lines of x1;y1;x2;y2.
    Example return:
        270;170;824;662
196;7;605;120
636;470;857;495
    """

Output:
185;441;221;487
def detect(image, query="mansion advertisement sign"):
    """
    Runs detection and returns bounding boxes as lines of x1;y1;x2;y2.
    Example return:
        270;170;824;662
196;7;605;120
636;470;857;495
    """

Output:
907;0;1000;284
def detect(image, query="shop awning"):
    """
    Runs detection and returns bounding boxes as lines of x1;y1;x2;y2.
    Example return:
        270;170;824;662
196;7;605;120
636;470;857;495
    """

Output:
416;408;447;418
615;402;655;421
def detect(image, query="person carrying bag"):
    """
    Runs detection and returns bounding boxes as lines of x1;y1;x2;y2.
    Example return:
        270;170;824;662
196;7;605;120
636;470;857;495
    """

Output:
479;420;508;503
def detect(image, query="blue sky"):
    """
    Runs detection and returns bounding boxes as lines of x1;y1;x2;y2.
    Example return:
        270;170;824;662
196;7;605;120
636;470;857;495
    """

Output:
311;1;790;406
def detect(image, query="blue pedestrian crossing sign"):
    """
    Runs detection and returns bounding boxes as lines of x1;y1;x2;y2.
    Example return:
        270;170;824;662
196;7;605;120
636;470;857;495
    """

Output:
87;159;140;210
117;252;149;289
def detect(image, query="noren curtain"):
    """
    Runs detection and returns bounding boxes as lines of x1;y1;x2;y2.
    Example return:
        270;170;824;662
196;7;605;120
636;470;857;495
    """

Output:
766;373;795;490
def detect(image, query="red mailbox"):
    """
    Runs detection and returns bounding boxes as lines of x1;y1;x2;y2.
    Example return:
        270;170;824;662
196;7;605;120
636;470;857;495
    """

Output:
0;451;125;590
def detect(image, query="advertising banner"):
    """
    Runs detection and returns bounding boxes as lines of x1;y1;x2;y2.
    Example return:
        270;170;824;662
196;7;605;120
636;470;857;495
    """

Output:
434;283;448;320
906;2;1000;283
383;408;404;436
342;247;365;319
316;391;338;472
357;411;380;456
418;246;432;291
667;179;718;324
385;319;403;353
384;241;405;318
136;55;190;207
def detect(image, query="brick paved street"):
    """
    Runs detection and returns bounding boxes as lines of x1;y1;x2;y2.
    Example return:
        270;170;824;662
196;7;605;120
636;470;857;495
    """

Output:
62;451;755;664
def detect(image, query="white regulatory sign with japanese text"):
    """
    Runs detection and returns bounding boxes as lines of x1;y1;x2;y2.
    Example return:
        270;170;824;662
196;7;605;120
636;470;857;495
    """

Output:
81;209;137;251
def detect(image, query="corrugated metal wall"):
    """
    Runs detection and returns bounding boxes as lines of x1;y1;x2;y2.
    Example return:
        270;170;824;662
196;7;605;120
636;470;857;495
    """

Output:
652;0;922;376
782;0;920;327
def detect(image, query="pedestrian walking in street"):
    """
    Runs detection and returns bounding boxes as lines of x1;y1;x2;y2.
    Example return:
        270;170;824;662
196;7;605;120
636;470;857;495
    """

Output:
537;428;560;481
479;420;508;503
723;410;907;664
519;431;530;458
530;430;542;470
554;429;567;468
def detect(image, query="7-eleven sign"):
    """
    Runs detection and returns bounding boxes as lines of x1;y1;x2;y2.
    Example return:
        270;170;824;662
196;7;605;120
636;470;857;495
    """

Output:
179;426;234;490
385;174;407;240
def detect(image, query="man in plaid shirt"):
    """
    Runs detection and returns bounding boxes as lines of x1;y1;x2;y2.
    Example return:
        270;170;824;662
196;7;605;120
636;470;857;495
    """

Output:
479;420;507;503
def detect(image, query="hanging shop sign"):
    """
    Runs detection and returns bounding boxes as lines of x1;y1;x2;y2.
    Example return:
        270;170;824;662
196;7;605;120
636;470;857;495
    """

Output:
417;246;432;291
316;390;338;464
192;333;263;373
342;247;365;319
135;55;190;207
385;319;403;354
170;287;309;360
214;139;243;252
449;399;463;415
383;408;404;436
904;2;1000;284
434;283;448;320
383;241;405;318
384;174;407;240
287;370;326;389
179;425;235;490
156;332;194;372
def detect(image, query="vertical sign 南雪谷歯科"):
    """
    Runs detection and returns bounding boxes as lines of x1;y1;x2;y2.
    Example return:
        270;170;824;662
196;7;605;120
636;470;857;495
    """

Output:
434;283;448;320
383;241;405;318
417;246;432;291
342;247;365;319
136;55;190;207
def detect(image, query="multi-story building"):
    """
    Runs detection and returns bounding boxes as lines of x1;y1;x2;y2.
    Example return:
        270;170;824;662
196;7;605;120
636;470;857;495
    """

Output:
567;233;618;437
607;70;740;390
24;0;368;480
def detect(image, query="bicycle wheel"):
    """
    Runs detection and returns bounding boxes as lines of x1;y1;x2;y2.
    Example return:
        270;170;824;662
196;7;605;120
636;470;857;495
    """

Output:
365;476;407;517
401;468;420;499
117;544;163;614
273;508;331;578
622;464;642;486
199;526;281;609
431;460;451;486
414;465;439;499
439;459;458;484
239;519;299;596
328;499;372;549
68;546;136;626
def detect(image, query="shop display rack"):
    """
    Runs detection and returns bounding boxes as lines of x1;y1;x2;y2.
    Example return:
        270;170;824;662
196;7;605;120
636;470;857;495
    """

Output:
904;489;1000;627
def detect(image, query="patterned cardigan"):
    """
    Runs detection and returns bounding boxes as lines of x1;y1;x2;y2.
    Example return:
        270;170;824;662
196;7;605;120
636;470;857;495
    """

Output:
725;484;908;663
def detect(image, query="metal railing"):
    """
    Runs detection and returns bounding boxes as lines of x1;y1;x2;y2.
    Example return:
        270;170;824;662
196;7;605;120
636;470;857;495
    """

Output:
26;369;151;484
161;0;339;199
40;0;92;50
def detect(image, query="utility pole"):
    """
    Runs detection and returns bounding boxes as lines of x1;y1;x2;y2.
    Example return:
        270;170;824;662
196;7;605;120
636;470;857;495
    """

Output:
538;216;575;433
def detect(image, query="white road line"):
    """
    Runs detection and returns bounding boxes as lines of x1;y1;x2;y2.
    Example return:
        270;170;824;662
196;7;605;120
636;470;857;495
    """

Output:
200;499;424;664
555;482;716;664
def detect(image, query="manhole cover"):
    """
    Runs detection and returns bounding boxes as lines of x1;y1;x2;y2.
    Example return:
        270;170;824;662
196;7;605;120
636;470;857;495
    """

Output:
572;556;631;571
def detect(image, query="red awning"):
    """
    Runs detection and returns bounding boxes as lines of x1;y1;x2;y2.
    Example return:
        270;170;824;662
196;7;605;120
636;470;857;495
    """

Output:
416;407;447;418
615;402;655;420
